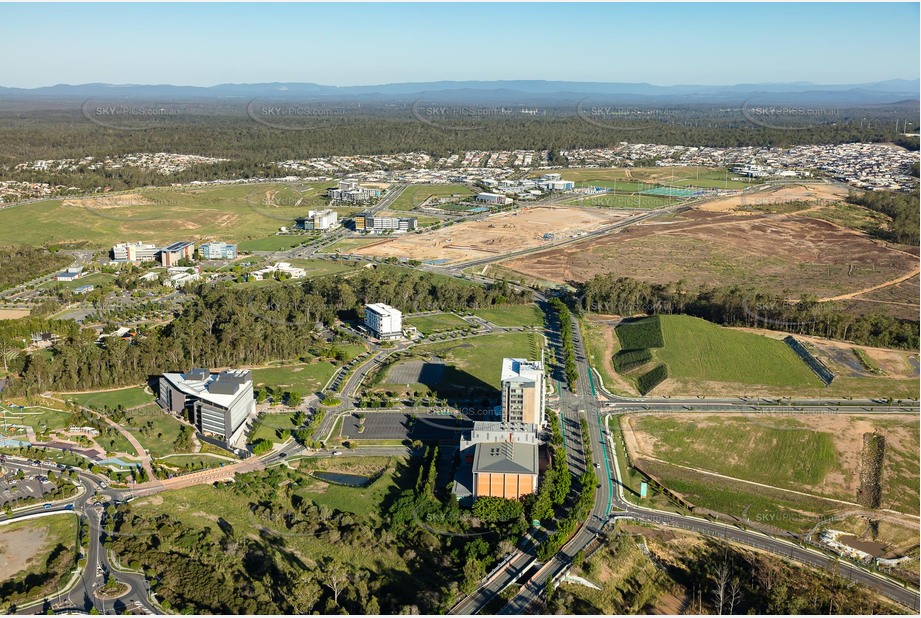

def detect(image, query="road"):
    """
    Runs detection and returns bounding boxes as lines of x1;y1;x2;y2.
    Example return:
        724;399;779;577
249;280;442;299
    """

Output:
442;296;919;614
2;459;160;615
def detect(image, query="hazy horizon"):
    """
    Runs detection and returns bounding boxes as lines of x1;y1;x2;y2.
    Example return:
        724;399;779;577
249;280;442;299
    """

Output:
0;2;918;89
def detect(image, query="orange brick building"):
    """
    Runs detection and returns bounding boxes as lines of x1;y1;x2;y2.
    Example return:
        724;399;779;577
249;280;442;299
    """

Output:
472;441;539;500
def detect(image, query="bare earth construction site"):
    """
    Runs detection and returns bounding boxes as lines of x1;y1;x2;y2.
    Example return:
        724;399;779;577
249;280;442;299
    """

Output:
501;195;919;318
352;205;631;264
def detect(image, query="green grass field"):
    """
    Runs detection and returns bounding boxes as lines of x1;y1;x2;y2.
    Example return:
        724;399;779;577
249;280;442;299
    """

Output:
628;413;919;517
617;315;820;389
251;362;338;394
322;237;389;253
127;458;413;572
237;235;308;252
529;166;758;191
472;304;544;327
284;258;357;278
389;184;475;211
655;315;821;387
38;272;116;291
118;404;191;458
405;312;470;335
249;412;299;443
632;415;837;488
296;456;402;515
415;331;540;389
64;387;154;411
0;183;335;247
0;405;74;433
638;458;843;533
156;453;229;471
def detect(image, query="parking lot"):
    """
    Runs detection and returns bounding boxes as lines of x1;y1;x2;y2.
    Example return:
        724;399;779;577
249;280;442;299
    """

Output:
340;411;476;442
0;470;56;507
385;360;446;386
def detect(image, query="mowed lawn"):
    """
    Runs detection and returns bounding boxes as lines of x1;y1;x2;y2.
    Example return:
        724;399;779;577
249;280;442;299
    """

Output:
405;312;470;334
250;412;299;443
657;315;821;387
472;304;545;327
416;331;539;389
251;362;338;393
631;415;837;488
118;404;192;458
65;387;154;410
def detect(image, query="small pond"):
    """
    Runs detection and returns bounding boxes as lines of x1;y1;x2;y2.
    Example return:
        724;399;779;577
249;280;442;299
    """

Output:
313;471;372;487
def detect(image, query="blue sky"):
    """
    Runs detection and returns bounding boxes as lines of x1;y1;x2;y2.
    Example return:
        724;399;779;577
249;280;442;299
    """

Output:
1;2;918;88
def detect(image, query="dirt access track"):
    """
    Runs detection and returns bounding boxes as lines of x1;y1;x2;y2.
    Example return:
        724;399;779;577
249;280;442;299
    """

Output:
353;206;630;264
502;208;918;303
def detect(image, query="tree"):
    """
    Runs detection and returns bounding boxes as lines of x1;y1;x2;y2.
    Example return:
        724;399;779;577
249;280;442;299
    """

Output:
321;558;350;605
287;390;302;407
291;572;322;614
713;555;732;615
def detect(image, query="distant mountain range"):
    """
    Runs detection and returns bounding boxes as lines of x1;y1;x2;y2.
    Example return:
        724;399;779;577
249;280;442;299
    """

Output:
0;79;917;106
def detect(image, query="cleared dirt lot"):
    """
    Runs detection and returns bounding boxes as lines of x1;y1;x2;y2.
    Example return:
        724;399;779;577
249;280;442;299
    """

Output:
353;206;629;263
0;309;30;319
62;193;153;209
697;182;850;212
502;209;918;304
0;523;48;580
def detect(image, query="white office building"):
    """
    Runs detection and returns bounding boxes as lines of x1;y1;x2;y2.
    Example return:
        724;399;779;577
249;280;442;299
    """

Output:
364;303;403;340
112;241;159;263
501;358;546;428
327;180;381;203
158;369;256;448
476;192;513;205
297;209;339;231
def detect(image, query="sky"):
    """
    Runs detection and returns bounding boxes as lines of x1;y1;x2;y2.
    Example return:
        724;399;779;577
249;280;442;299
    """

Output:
0;2;918;88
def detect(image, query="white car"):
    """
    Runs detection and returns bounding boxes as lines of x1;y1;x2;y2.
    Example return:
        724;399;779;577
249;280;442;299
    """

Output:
331;451;342;457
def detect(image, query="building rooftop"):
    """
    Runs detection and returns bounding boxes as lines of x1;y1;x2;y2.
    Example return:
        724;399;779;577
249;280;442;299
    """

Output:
473;440;538;476
366;302;400;316
162;241;194;253
162;369;252;407
501;358;544;383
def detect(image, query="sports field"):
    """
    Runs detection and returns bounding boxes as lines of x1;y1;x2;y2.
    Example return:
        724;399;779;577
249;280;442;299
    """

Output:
0;182;333;247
